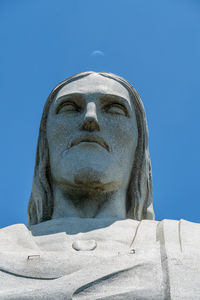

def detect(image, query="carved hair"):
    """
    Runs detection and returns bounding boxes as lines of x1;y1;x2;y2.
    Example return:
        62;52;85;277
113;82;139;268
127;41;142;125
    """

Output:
28;72;155;225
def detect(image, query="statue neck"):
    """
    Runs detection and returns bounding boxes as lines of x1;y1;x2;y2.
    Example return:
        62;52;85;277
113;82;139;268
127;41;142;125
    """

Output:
52;184;126;219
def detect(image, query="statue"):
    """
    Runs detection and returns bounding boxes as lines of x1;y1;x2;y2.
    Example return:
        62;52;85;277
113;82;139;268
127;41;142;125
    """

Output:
0;72;199;299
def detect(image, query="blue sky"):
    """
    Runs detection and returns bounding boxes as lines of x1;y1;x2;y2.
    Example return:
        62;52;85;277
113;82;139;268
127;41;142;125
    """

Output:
0;0;200;228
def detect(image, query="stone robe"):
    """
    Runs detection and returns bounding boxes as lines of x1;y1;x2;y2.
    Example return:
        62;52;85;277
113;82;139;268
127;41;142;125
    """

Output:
0;218;200;299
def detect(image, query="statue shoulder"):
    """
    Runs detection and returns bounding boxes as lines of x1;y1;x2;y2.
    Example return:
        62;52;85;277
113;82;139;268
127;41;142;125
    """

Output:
157;219;200;255
0;223;37;251
179;219;200;252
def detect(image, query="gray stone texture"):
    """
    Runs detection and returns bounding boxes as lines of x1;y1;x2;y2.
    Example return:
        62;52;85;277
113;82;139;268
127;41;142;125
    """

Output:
0;219;200;299
0;72;199;299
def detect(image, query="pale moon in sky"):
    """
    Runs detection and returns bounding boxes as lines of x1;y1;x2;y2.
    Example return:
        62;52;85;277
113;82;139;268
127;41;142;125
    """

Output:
91;50;104;56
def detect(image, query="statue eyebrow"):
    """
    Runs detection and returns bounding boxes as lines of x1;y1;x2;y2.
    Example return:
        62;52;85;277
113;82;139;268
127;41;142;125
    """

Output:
100;94;132;112
54;92;132;115
55;93;84;105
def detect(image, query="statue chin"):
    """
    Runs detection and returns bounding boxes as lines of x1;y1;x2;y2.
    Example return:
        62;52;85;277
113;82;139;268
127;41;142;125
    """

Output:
73;168;121;192
53;165;121;193
51;150;123;192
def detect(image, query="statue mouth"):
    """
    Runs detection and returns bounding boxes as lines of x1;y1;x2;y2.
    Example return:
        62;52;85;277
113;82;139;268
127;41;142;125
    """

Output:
70;135;110;152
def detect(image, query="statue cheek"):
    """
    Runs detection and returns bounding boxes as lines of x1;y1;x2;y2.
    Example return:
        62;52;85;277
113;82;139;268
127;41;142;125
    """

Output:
108;122;138;169
109;120;138;150
46;118;74;151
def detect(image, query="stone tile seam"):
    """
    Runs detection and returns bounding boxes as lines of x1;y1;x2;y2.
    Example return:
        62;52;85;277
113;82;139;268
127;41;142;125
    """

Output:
156;221;171;300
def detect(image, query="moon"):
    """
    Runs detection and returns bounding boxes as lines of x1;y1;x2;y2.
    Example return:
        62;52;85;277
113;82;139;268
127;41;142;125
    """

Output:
91;50;104;57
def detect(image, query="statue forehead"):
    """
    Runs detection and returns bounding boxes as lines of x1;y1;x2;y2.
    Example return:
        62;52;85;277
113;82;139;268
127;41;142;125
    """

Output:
56;73;130;100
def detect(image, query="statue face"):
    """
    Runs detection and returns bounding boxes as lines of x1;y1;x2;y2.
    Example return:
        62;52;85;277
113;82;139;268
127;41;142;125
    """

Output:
46;73;138;192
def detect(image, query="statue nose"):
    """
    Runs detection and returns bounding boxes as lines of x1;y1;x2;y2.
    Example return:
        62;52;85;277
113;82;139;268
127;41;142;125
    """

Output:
81;102;100;132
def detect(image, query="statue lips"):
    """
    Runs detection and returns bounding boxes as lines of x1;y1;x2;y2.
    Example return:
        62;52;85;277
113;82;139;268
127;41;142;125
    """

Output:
70;135;110;152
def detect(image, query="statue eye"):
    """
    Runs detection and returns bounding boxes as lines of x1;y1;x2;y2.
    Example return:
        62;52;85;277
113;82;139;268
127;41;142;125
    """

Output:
56;102;80;114
105;103;127;116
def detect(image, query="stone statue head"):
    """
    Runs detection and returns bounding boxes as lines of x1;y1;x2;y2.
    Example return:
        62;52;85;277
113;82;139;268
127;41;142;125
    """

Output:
28;72;154;225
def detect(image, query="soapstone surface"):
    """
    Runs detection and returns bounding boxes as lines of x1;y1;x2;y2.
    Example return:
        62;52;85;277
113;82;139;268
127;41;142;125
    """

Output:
0;72;199;299
0;219;200;299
